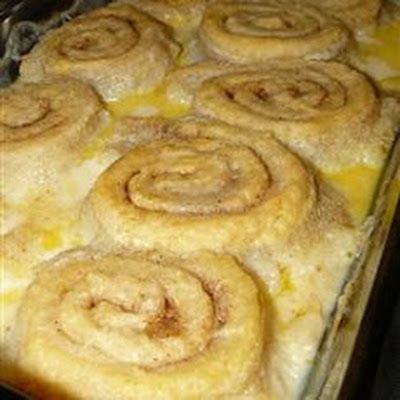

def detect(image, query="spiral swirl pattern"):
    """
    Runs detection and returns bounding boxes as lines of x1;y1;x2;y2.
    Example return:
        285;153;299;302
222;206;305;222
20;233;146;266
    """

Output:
126;139;270;214
0;79;106;203
303;0;381;28
16;250;263;399
87;119;315;254
193;60;394;171
199;2;349;63
20;3;178;100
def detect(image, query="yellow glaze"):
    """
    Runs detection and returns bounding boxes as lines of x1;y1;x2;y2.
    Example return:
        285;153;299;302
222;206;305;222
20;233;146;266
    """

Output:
323;5;399;221
357;19;400;91
81;85;189;160
107;84;189;119
80;121;116;160
39;218;85;251
40;227;62;251
277;265;294;295
164;12;197;31
358;20;400;70
380;76;400;92
324;165;381;223
0;289;23;307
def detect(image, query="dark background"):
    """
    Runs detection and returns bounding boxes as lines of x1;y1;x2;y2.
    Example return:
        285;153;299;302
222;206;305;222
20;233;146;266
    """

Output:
341;202;400;400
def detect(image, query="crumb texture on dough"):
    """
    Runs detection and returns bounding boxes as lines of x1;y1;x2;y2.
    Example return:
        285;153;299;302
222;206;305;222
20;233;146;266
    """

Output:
193;60;398;171
19;3;179;100
199;1;349;63
14;250;265;399
0;78;107;203
86;119;318;255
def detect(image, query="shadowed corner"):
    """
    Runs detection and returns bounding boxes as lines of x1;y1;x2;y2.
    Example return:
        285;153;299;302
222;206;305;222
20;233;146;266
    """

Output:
0;0;111;88
1;358;76;400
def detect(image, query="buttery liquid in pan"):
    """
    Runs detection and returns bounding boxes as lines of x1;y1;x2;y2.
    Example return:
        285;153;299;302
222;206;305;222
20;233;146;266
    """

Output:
1;1;400;399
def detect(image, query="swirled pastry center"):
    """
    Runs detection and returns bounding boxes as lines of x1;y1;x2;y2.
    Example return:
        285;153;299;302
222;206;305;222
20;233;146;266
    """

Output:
200;2;349;63
0;90;63;142
217;69;347;121
15;251;263;398
1;93;49;129
225;10;321;38
59;266;215;368
58;16;139;60
127;140;270;214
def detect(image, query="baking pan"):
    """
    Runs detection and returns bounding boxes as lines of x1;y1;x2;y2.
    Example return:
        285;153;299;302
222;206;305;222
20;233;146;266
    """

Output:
0;0;109;86
2;142;398;400
1;1;399;398
302;133;400;399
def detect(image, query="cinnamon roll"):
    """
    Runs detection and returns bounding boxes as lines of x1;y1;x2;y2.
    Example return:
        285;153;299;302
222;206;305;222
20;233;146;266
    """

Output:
0;78;107;203
19;3;178;101
199;1;350;64
303;0;382;29
194;60;399;171
87;119;316;254
15;250;264;399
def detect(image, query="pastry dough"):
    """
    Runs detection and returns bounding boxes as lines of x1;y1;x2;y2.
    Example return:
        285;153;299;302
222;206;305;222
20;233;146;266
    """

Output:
19;3;178;100
166;60;240;105
15;250;264;399
193;60;398;171
0;78;107;203
199;1;350;63
123;0;207;37
1;2;397;399
303;0;382;28
86;119;316;254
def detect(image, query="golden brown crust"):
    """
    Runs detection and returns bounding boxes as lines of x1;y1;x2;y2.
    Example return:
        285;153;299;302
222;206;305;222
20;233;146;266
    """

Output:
86;118;317;255
193;60;397;171
199;1;350;63
14;249;264;399
19;3;178;100
0;78;108;203
122;0;208;27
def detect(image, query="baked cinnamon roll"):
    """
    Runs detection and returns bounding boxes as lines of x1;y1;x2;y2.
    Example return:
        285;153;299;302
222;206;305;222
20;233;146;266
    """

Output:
0;78;107;204
85;119;318;256
199;1;350;63
19;3;178;100
193;60;398;171
14;249;264;399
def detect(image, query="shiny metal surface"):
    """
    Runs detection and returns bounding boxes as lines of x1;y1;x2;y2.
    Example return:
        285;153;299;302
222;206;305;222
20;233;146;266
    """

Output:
302;133;400;399
0;0;109;86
